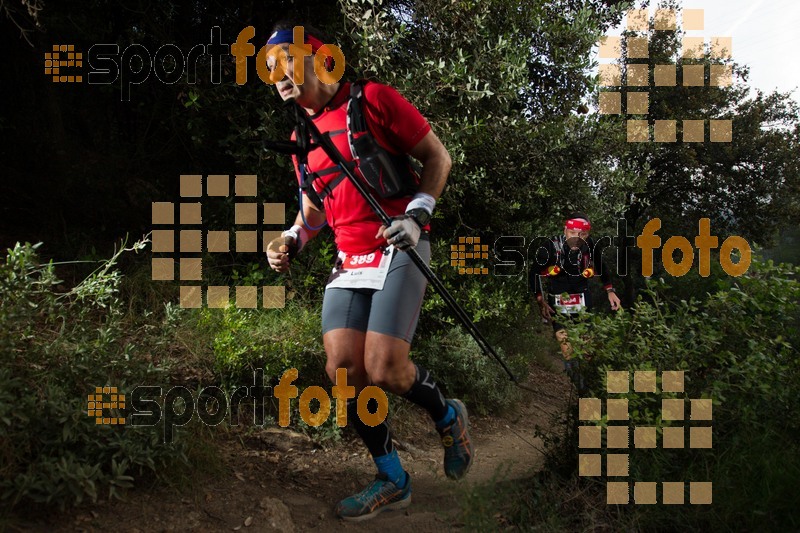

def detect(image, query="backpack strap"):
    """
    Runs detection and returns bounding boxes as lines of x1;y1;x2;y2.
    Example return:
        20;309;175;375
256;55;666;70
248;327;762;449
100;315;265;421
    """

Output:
582;238;593;271
301;80;420;210
348;82;369;137
553;235;564;269
298;124;347;210
540;235;565;276
300;163;347;210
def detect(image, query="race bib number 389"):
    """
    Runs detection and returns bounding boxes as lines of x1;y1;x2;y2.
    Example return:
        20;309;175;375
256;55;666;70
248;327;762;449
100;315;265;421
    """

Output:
346;252;382;269
326;246;394;291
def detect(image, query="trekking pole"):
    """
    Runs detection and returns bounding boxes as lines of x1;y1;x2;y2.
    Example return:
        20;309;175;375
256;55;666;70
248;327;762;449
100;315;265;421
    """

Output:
282;98;535;392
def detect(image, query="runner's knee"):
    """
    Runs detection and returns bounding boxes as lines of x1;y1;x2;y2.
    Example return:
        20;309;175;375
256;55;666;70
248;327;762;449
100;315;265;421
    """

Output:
369;366;413;394
323;330;367;387
325;358;367;388
364;347;414;394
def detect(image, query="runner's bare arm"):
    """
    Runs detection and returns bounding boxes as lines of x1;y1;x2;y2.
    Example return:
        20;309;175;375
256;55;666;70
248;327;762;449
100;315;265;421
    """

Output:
291;193;327;240
407;130;451;200
267;195;326;273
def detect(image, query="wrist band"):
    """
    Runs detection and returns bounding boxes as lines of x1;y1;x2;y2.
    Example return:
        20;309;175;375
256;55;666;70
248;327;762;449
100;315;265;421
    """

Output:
406;192;436;215
282;224;309;253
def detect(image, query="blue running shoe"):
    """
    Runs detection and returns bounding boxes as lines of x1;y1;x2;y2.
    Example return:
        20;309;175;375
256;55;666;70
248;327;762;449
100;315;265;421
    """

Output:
438;399;474;480
335;472;412;522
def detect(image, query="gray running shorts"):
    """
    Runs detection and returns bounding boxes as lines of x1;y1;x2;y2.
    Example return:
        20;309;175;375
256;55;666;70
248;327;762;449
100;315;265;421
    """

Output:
321;237;431;343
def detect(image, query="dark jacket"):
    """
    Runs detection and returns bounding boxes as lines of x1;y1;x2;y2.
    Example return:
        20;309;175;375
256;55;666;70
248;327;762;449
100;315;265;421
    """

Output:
529;235;613;300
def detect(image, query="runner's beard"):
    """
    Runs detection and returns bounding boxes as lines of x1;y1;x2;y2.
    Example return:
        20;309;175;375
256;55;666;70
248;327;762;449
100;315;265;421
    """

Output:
565;237;589;252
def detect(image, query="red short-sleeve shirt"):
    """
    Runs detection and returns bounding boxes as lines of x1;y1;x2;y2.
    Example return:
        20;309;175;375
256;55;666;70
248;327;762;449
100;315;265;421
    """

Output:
291;81;431;255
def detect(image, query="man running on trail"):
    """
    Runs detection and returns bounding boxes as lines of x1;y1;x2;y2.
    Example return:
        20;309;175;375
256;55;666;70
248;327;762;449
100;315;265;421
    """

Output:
264;21;473;521
529;212;622;390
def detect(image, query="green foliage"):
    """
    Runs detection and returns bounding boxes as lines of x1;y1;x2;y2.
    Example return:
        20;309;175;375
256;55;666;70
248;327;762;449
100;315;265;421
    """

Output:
336;0;632;237
0;242;198;512
573;261;800;514
572;260;800;431
473;258;800;530
579;270;799;528
460;468;614;531
761;227;800;267
294;405;344;445
194;300;326;385
420;238;528;328
576;0;800;306
411;327;523;415
596;0;800;242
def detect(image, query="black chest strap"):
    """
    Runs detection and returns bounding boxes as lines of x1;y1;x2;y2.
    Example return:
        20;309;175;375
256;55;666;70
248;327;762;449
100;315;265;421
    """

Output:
300;81;420;210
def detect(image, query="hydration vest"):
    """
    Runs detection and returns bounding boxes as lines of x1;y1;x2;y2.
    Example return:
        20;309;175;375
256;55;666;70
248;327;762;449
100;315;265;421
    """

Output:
300;80;420;210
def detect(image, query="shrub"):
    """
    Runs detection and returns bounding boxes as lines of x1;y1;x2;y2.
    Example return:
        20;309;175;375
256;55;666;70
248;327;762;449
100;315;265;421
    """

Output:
193;300;326;386
568;260;800;530
0;242;195;512
461;258;800;530
411;327;523;415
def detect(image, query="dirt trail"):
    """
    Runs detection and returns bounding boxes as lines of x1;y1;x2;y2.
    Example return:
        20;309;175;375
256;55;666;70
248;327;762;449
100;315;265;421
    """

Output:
16;361;571;532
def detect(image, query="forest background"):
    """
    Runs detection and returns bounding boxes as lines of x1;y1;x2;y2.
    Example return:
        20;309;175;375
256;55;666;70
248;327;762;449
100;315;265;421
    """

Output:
1;0;798;529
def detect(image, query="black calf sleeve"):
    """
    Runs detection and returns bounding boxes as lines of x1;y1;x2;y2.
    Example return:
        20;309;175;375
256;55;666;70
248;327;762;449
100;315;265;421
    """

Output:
346;398;394;458
401;364;448;422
